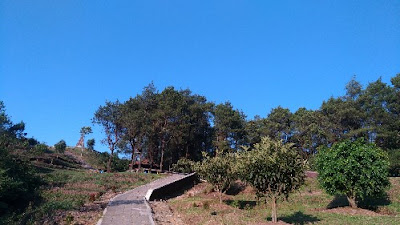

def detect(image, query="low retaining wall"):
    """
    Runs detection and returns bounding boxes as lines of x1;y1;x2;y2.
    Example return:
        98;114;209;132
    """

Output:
146;173;198;201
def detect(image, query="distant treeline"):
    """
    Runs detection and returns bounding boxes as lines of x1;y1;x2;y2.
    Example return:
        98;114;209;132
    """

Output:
94;74;400;174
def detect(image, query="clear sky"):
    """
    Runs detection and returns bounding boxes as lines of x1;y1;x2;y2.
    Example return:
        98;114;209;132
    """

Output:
1;1;399;153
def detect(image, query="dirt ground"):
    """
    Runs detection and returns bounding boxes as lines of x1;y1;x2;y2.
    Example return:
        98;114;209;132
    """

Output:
151;201;185;225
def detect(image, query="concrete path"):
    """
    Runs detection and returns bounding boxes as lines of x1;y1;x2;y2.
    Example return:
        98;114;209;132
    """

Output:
97;173;187;225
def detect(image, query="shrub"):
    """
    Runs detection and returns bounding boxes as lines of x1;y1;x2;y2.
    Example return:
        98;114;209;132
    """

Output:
172;158;195;173
239;137;305;223
32;143;48;156
54;140;66;153
196;154;237;203
316;139;390;208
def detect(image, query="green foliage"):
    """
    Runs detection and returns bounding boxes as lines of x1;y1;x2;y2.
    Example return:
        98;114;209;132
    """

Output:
54;140;66;153
387;149;399;177
239;137;305;223
196;154;237;202
213;102;246;154
240;137;305;200
32;143;48;156
80;126;92;136
93;101;123;172
0;147;42;215
86;138;95;150
316;139;390;208
172;158;195;173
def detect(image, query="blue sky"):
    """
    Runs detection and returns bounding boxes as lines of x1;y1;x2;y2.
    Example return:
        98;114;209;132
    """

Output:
1;1;399;153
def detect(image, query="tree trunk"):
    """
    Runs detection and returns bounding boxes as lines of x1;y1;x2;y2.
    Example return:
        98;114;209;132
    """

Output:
159;140;166;172
347;195;357;208
160;148;164;172
271;195;277;223
138;147;142;170
129;141;135;171
107;148;114;172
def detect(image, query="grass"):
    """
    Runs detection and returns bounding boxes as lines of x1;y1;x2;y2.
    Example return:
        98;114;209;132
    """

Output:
33;169;162;223
2;167;162;224
168;177;400;224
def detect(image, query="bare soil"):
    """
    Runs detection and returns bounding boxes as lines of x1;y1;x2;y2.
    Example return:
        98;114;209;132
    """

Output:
151;201;185;225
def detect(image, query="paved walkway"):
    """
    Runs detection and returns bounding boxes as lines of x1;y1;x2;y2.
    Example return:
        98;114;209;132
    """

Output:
97;173;187;225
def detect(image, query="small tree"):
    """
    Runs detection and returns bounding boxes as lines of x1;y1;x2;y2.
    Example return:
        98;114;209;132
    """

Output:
93;101;122;172
79;126;92;148
240;137;305;223
54;140;66;153
316;139;390;208
172;158;195;174
87;138;95;151
196;154;237;203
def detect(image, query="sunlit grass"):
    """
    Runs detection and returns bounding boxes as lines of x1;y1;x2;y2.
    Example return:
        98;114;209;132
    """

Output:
169;177;400;224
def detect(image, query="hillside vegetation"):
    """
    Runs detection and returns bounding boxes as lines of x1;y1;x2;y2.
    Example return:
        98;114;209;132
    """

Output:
0;102;161;224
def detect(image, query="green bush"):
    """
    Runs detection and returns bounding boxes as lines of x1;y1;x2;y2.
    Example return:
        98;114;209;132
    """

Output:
196;153;237;203
32;143;48;156
172;158;195;173
239;137;305;223
316;139;390;208
54;140;66;153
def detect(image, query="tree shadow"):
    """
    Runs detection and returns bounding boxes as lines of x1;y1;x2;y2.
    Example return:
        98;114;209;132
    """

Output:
327;194;391;211
225;181;246;195
327;195;348;209
273;211;320;225
357;193;391;211
224;199;257;210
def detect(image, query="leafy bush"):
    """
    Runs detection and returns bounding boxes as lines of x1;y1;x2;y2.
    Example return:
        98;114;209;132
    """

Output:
239;137;305;223
32;143;48;156
196;154;237;203
316;139;390;208
172;158;195;173
54;140;66;153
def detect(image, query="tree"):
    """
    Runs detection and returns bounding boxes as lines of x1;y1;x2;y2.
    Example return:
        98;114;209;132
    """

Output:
291;108;329;157
87;138;95;151
239;137;305;223
196;153;237;203
93;101;123;172
54;140;66;153
213;102;246;155
315;139;390;208
345;76;363;100
358;78;393;147
263;106;292;141
79;126;92;148
155;87;183;171
120;96;145;170
0;101;26;149
0;101;42;215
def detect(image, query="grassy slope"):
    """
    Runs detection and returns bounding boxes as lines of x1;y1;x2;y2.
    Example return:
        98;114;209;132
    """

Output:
169;177;400;225
3;148;162;225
